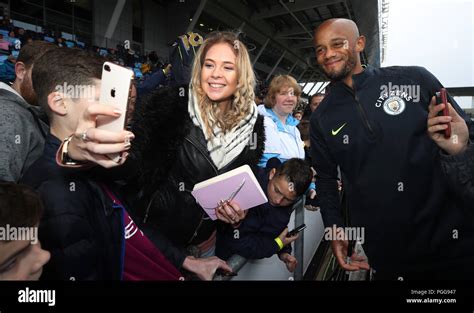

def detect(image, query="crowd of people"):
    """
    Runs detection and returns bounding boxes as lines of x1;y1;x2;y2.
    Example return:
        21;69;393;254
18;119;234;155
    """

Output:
1;16;473;282
0;15;175;86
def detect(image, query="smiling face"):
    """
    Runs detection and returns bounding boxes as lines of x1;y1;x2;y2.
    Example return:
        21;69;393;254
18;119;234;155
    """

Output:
200;42;238;106
273;86;298;117
314;19;365;82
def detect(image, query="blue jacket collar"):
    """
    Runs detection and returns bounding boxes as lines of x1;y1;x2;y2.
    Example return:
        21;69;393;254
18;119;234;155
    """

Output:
265;107;299;132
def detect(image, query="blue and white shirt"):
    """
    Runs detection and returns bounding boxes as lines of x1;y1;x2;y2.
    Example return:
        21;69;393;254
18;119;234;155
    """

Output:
257;104;305;168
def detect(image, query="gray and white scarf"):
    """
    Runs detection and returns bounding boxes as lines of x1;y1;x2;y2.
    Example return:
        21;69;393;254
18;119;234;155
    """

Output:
188;89;258;170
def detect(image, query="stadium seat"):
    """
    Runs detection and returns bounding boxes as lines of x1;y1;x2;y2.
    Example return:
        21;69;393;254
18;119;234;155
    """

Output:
44;36;55;43
133;68;143;79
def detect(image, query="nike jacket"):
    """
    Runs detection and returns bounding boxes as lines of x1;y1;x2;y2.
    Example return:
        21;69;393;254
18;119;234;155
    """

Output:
310;65;474;276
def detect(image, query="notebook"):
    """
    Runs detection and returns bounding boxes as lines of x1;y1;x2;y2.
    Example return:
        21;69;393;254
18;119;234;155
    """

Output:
191;165;268;220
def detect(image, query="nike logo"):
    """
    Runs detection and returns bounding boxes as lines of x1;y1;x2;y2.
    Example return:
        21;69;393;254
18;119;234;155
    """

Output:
331;123;347;136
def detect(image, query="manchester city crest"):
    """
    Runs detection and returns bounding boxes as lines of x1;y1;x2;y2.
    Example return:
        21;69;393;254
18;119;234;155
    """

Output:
383;96;406;115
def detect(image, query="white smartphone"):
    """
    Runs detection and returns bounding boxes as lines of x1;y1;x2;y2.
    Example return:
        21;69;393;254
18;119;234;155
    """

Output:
97;61;134;163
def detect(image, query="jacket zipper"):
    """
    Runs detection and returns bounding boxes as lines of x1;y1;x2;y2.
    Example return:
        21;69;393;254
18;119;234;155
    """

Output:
184;137;219;244
343;83;375;136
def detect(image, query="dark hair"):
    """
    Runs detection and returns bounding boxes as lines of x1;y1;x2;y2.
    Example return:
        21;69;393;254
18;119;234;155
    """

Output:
309;92;325;104
274;158;312;196
297;119;310;142
32;47;106;116
16;41;58;70
0;182;43;229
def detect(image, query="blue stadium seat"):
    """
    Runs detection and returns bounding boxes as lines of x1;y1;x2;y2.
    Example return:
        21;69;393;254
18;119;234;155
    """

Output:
133;68;143;79
44;36;55;43
65;41;75;48
0;30;9;37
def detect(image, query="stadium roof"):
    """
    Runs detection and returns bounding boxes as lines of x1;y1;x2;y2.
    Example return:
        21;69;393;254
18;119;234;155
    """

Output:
186;0;380;84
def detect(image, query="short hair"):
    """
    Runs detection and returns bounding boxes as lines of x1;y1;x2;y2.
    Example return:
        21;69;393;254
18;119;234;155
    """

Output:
32;47;106;117
16;41;58;70
274;158;312;196
297;119;310;142
309;92;325;103
264;75;302;109
0;182;43;229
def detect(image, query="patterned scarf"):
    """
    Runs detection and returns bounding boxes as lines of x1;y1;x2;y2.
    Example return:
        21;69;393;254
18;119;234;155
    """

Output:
188;88;258;170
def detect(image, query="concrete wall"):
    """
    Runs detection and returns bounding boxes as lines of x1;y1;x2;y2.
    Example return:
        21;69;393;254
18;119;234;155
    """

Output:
93;0;133;48
142;0;167;57
92;0;197;58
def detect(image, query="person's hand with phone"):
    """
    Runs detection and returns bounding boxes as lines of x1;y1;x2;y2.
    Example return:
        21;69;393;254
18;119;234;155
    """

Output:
67;104;135;168
329;227;370;271
277;227;299;247
215;200;247;225
182;256;233;281
278;252;298;272
427;95;469;155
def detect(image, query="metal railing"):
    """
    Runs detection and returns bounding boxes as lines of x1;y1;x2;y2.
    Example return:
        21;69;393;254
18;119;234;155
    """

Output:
213;197;307;281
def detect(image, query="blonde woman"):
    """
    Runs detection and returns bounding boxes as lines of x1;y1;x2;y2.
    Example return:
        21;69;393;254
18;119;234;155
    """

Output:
63;31;264;279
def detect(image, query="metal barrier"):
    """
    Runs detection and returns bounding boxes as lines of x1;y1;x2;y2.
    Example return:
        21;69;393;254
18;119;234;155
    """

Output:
213;254;248;281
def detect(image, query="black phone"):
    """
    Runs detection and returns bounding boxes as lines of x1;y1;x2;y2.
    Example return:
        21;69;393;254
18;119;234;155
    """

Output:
215;269;238;277
287;224;306;237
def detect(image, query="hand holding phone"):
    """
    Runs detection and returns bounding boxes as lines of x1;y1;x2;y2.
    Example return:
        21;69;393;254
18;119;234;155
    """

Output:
435;88;451;139
97;62;134;162
287;224;306;237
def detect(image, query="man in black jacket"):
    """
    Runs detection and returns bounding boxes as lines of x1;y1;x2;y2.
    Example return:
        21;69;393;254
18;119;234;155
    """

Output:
311;18;474;279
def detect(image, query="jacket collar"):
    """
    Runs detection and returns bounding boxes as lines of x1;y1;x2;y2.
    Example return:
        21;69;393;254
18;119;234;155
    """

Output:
0;84;30;111
328;64;374;92
44;134;62;163
352;64;374;90
260;105;299;132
